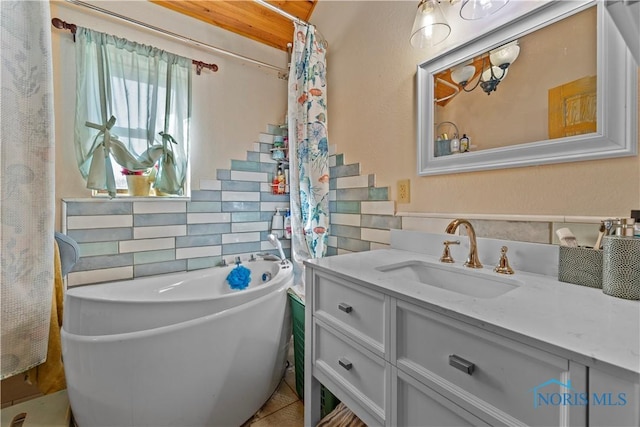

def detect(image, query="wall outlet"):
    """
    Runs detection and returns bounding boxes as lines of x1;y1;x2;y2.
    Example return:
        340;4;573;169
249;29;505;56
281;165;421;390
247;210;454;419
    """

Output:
397;179;410;203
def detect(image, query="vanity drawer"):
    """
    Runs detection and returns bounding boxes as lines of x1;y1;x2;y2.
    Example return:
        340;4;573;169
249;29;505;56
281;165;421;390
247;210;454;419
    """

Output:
313;319;389;422
393;367;490;427
394;300;572;426
312;271;387;356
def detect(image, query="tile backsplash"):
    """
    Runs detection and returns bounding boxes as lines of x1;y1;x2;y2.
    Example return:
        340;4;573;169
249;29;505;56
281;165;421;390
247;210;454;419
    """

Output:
63;128;290;287
326;150;606;256
63;126;609;286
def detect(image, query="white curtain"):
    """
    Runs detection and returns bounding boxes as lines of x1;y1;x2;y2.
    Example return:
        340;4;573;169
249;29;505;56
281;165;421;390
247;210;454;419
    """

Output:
1;1;55;379
287;22;330;291
75;27;191;197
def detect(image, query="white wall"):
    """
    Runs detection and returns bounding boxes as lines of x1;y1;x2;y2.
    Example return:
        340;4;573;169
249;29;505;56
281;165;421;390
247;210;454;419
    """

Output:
51;0;639;222
50;0;288;228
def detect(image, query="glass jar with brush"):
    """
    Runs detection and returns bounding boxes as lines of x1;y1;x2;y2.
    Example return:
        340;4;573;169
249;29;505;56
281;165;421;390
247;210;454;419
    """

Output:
434;121;459;157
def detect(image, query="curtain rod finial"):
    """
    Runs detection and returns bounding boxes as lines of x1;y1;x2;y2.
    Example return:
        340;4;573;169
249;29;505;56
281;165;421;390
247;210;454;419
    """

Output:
51;17;77;34
192;60;218;75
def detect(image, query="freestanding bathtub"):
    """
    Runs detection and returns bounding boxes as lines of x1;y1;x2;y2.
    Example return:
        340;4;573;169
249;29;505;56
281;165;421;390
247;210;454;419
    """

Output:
61;259;293;427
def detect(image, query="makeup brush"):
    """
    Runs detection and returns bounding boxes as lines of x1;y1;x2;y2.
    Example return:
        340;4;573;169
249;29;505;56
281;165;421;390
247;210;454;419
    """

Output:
556;227;578;247
594;221;606;249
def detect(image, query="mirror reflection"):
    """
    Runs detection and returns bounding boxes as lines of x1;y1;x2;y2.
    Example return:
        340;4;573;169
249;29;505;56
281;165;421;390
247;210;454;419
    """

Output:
433;6;596;156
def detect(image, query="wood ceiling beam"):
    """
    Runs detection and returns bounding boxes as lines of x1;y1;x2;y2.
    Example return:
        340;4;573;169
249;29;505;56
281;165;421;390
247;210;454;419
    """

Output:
149;0;317;51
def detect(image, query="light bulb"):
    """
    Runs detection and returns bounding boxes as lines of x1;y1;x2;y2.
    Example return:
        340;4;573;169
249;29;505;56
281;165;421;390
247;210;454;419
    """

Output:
489;40;520;68
450;65;476;86
481;65;507;82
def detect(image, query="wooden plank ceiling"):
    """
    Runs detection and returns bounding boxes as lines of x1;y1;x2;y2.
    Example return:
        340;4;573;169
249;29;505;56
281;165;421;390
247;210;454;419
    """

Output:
150;0;318;51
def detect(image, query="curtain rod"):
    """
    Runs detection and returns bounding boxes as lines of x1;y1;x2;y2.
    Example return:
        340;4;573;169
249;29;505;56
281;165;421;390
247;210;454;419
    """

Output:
253;0;307;25
253;0;327;48
59;0;287;75
51;17;218;75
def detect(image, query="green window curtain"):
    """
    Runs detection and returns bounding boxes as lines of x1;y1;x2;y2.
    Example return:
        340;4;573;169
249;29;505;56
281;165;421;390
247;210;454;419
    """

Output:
74;27;191;197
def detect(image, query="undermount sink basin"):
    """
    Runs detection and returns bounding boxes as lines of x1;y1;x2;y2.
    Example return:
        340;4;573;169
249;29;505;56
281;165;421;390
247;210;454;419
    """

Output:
376;260;521;298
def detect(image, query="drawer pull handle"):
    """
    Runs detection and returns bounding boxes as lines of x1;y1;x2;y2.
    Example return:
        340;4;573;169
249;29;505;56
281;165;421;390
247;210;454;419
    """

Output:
338;358;353;371
338;303;353;313
449;354;475;375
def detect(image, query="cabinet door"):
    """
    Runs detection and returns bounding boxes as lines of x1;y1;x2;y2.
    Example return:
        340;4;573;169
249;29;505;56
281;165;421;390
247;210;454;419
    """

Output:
393;367;490;427
393;299;584;426
589;368;640;426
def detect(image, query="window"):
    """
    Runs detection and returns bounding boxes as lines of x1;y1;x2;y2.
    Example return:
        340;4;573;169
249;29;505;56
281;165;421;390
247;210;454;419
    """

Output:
74;27;191;197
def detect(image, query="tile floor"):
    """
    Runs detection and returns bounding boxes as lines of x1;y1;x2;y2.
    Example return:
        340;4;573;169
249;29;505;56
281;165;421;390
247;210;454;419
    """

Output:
241;360;305;426
239;331;310;426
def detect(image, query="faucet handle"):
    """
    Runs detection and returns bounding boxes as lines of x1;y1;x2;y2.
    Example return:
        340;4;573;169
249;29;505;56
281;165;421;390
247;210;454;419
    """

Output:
440;240;460;263
494;246;515;275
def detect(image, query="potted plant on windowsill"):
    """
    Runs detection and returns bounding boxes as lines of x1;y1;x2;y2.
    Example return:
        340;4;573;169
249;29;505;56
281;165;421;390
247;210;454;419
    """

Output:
122;168;151;196
146;164;170;196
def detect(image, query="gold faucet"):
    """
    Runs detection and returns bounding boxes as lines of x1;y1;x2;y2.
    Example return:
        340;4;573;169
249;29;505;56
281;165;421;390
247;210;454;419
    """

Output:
494;246;515;275
440;240;460;263
445;219;483;268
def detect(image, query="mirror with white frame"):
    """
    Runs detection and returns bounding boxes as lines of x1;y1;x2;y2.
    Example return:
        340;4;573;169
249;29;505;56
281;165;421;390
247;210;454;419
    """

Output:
416;0;637;176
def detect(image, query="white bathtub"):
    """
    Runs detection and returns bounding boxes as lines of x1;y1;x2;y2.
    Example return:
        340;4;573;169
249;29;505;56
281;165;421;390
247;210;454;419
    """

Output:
62;260;294;427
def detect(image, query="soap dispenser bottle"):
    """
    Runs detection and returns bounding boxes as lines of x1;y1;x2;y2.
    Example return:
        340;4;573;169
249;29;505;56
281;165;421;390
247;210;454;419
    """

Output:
460;134;470;152
450;135;460;154
277;166;286;195
284;209;292;239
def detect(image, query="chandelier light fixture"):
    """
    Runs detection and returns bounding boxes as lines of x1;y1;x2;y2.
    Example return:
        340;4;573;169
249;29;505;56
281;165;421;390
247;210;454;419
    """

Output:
410;0;510;48
449;40;520;95
410;0;451;48
459;0;509;20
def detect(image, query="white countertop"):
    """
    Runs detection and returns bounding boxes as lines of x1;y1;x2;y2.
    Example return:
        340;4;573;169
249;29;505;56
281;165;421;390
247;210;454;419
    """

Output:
305;247;640;379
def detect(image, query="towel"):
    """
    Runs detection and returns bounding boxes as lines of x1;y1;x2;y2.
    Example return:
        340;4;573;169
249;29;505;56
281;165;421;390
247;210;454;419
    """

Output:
54;232;79;276
316;403;366;427
26;240;66;394
288;284;305;301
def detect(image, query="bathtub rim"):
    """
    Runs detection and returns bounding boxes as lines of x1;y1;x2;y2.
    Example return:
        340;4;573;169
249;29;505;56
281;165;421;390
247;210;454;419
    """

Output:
62;272;293;343
64;260;293;304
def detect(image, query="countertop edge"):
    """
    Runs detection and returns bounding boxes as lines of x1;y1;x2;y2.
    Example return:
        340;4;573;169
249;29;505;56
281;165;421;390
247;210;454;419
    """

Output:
304;252;640;381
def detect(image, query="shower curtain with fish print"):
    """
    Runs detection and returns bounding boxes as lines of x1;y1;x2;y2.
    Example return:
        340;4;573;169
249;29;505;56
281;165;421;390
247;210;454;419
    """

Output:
1;1;56;379
287;22;329;291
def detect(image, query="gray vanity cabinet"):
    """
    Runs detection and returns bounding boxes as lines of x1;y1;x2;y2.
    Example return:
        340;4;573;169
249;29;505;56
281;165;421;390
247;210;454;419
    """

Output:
307;271;392;426
305;266;592;427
